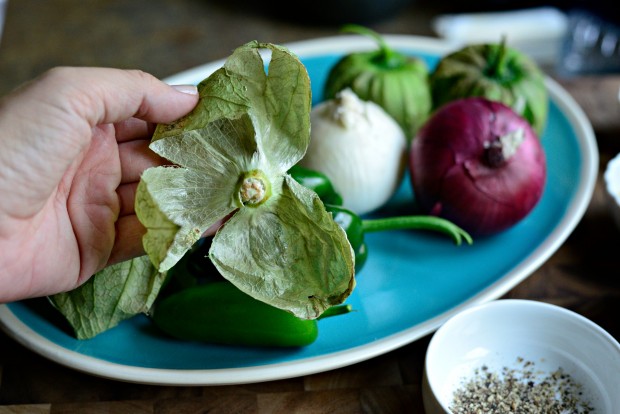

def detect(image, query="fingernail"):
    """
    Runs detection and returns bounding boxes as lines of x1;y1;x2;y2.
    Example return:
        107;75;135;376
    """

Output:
172;84;198;95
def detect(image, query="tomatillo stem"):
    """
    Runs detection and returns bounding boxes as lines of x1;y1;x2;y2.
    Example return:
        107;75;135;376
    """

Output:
487;36;509;78
361;216;473;246
341;23;404;69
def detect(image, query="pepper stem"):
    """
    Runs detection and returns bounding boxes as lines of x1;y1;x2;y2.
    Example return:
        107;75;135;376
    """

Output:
318;304;353;320
361;215;473;246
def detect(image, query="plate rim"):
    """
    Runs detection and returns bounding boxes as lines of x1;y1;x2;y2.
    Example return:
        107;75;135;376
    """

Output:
0;34;599;386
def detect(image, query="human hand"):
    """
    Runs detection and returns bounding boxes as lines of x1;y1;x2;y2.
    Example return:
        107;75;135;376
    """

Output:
0;67;200;302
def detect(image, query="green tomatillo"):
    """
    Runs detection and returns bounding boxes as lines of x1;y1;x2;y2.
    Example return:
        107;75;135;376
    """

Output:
323;24;432;140
429;39;548;136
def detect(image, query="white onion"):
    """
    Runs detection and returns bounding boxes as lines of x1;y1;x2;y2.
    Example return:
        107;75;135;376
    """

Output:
300;88;407;216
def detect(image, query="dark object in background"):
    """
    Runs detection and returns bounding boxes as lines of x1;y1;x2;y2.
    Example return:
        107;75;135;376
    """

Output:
556;10;620;77
441;0;619;23
261;0;414;25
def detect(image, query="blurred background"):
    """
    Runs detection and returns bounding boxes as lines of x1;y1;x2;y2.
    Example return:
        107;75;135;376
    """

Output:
0;2;619;412
0;0;619;98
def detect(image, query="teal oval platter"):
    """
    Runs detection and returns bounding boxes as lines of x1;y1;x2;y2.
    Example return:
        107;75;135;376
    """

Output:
0;35;598;385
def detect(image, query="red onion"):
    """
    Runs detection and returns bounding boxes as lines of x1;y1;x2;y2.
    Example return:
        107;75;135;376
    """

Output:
409;97;546;237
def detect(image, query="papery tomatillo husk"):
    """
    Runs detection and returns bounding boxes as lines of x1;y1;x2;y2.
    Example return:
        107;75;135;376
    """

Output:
323;24;431;141
409;97;546;237
430;40;548;136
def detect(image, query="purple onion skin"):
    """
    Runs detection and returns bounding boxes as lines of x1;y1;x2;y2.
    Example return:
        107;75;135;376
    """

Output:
409;97;546;237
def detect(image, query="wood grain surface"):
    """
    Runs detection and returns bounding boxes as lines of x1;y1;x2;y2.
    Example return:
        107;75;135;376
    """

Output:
0;1;619;413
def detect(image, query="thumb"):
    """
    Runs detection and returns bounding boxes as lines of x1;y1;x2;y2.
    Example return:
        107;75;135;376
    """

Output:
0;67;199;215
0;66;200;153
48;67;200;127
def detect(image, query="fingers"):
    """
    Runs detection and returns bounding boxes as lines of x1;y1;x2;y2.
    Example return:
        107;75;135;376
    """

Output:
10;67;198;147
204;217;226;237
0;67;198;210
114;117;155;143
107;215;146;267
118;139;167;184
117;182;138;216
116;138;169;218
45;67;200;128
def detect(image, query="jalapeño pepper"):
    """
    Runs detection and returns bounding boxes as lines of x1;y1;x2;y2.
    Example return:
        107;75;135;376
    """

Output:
289;165;472;274
288;164;343;206
326;204;368;273
152;281;352;348
324;204;472;273
287;165;370;270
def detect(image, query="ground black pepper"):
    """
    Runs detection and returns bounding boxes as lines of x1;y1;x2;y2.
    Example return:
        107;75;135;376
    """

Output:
449;357;595;414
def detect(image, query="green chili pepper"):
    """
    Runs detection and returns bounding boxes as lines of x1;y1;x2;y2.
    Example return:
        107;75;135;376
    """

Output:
151;281;350;348
286;165;373;271
157;237;223;300
288;165;472;273
288;164;343;206
324;204;472;272
326;204;367;272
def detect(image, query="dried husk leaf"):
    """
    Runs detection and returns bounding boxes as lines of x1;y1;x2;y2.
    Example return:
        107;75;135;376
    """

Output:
210;176;356;319
136;41;355;318
50;256;165;339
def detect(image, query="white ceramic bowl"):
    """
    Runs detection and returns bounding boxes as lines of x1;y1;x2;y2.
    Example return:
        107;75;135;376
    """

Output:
422;299;620;414
604;152;620;230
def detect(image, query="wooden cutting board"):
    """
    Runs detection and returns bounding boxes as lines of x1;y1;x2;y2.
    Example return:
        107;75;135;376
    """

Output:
557;75;620;134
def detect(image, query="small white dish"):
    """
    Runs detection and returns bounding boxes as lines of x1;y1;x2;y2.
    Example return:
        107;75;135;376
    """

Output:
423;299;620;414
604;152;620;230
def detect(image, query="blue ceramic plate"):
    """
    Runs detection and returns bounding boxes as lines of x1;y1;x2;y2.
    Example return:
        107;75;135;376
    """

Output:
0;35;598;385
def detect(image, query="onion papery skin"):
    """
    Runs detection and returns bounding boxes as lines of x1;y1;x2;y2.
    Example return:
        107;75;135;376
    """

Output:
409;97;546;237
